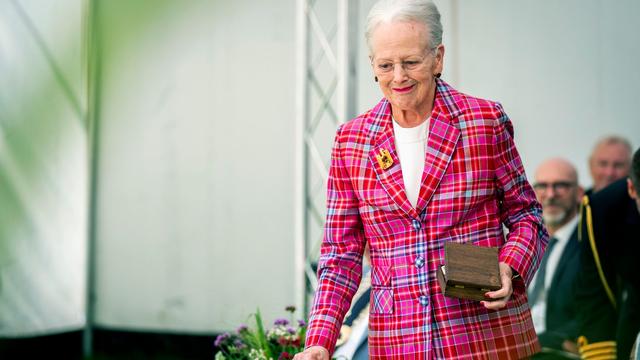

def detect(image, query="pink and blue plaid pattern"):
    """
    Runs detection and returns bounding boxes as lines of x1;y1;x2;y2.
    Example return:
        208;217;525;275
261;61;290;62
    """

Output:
372;265;392;286
305;79;548;359
372;287;394;314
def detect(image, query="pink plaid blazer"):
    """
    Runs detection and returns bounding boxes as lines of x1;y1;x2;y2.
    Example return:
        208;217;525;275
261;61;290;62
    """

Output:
305;79;548;359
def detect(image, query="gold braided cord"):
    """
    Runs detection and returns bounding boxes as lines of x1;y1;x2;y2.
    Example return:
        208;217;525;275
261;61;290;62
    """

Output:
578;196;585;241
577;336;617;360
582;196;617;309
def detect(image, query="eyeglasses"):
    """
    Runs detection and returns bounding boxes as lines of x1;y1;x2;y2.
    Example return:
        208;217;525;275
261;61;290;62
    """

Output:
533;181;576;194
371;49;436;76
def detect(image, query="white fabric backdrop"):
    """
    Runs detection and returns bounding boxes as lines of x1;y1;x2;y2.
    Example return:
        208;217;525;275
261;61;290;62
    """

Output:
93;0;297;333
0;0;87;336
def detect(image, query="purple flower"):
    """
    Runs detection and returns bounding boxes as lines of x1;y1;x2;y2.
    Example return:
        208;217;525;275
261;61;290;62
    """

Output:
297;319;306;327
236;324;248;333
214;333;230;347
233;339;246;349
286;327;296;335
274;318;289;326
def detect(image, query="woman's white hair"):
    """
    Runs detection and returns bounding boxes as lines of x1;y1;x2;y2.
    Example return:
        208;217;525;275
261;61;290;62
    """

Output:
365;0;442;55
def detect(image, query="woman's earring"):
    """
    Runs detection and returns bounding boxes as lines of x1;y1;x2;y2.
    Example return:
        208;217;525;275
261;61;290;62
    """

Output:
374;76;378;82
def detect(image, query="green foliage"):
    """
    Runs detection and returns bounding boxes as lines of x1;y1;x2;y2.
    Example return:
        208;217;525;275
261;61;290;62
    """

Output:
213;307;307;360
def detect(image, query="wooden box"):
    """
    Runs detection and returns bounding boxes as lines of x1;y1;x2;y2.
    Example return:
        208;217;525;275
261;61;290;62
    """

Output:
437;242;501;301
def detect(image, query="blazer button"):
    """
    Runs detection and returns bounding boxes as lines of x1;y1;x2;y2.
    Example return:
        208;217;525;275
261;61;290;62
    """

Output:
419;295;429;307
415;256;425;268
412;219;421;230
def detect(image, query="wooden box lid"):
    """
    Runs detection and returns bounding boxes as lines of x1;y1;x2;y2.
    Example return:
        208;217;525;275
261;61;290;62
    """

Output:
437;242;501;301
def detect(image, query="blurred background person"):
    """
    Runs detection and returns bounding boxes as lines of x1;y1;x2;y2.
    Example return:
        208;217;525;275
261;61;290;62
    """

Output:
576;147;640;359
529;158;584;358
587;135;632;194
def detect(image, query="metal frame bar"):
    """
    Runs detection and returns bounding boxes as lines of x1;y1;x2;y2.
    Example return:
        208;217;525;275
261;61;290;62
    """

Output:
294;0;310;317
295;0;359;314
83;0;101;356
337;0;358;127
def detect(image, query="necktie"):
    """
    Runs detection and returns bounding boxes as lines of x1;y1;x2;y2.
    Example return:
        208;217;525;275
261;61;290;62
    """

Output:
528;237;558;306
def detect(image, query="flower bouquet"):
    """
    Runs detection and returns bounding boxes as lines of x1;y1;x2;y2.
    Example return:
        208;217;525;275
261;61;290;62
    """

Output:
214;306;307;360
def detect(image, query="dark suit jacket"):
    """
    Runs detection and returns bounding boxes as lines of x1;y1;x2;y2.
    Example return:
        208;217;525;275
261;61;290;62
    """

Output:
537;226;582;351
576;178;640;359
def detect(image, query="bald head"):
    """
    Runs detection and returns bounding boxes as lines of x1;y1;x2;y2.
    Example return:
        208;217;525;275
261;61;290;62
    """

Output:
535;158;578;184
534;158;582;234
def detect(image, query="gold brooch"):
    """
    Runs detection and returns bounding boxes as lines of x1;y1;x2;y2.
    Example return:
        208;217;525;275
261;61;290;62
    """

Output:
376;148;393;170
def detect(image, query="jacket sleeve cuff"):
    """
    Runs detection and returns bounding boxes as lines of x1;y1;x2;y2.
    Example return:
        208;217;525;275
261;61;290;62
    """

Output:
305;321;339;355
499;243;532;286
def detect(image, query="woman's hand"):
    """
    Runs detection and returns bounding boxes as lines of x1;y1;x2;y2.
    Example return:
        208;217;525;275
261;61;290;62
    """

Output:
481;262;514;310
293;346;330;360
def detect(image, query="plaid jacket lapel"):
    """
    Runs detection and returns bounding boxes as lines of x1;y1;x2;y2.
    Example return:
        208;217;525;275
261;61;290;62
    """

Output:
415;80;461;213
368;101;418;219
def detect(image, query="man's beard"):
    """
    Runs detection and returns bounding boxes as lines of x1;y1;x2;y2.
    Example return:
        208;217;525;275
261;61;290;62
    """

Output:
542;199;571;227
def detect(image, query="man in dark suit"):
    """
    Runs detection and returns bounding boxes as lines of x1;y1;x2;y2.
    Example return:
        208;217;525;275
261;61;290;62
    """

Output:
576;147;640;359
529;158;584;357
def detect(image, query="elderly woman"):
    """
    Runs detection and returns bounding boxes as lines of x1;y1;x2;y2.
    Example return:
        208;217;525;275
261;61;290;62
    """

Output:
295;0;548;359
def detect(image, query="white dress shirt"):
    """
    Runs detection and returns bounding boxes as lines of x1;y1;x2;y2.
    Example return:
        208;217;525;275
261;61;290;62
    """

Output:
530;215;579;333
